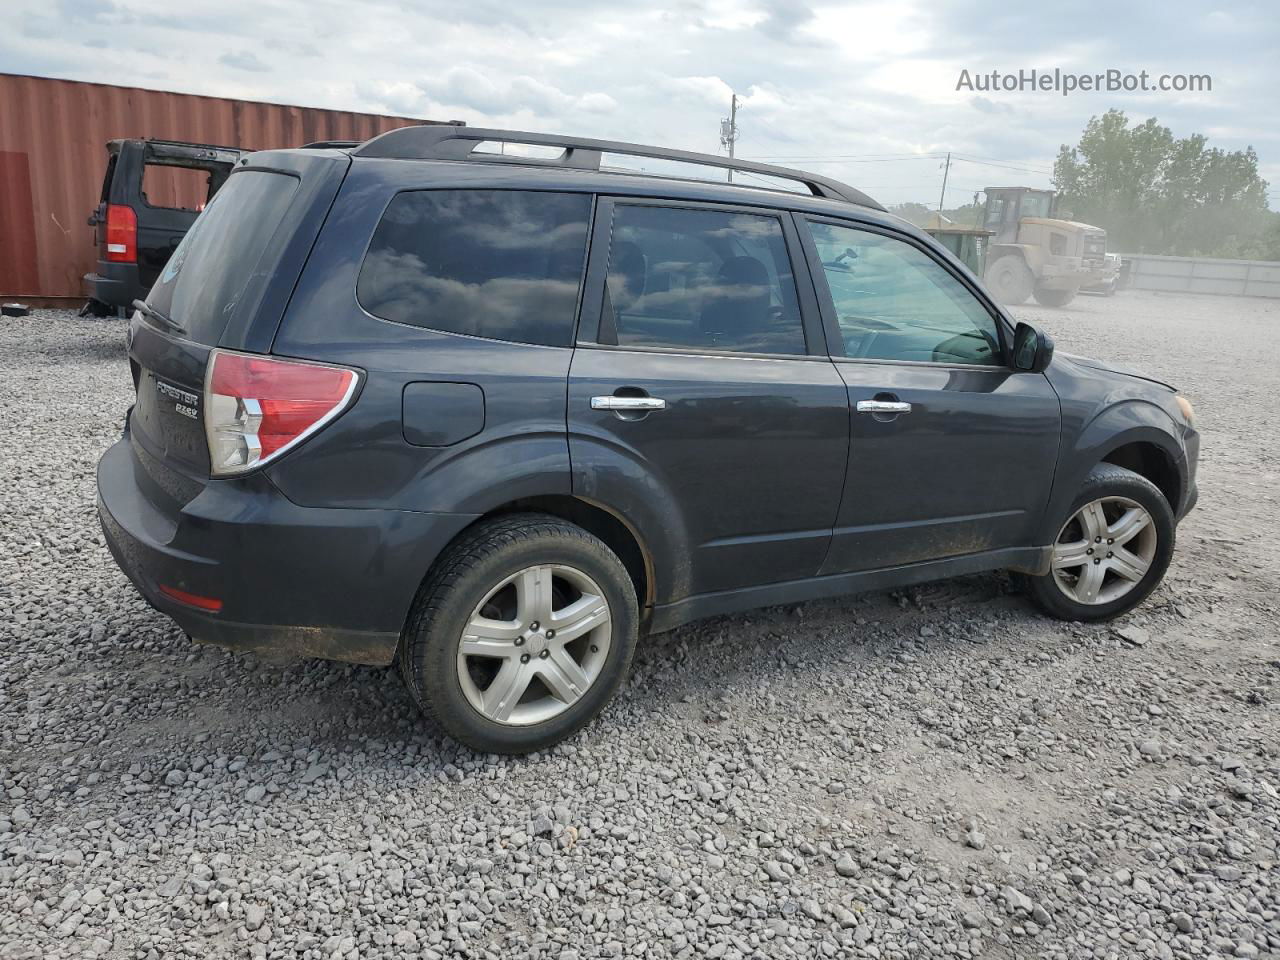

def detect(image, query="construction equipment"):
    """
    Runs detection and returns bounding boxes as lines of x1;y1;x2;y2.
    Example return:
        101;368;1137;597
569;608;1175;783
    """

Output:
979;187;1119;307
923;219;995;277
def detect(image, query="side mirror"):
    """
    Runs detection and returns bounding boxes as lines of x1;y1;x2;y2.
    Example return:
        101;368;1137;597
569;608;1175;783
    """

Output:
1012;322;1054;373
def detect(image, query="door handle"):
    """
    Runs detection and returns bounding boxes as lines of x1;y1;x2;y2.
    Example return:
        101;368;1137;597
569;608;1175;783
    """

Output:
591;396;667;411
856;400;912;415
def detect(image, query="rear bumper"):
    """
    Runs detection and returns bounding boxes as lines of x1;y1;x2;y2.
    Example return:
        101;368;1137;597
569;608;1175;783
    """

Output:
83;260;146;310
97;433;478;665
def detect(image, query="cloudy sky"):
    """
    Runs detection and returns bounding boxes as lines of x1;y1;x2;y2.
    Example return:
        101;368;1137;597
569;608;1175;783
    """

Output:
6;0;1278;209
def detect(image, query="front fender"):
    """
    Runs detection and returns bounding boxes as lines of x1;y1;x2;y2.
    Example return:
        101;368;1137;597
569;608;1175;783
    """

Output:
1040;397;1186;542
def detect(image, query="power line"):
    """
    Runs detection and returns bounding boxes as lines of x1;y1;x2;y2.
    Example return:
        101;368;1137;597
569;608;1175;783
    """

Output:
744;151;1053;176
952;155;1054;176
747;154;948;163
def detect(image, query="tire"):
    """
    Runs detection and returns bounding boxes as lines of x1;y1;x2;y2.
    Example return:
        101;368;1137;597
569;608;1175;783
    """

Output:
1033;285;1076;307
1024;463;1175;622
78;299;112;319
984;255;1034;305
399;513;638;753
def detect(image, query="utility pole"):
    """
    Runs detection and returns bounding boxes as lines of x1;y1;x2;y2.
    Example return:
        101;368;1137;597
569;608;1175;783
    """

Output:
720;93;739;182
937;151;951;212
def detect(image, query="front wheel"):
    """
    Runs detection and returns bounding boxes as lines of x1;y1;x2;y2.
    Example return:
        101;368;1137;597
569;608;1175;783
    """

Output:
399;514;638;753
1024;463;1175;622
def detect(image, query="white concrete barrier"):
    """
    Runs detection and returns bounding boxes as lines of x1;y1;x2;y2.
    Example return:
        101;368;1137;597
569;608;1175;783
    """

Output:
1121;253;1280;298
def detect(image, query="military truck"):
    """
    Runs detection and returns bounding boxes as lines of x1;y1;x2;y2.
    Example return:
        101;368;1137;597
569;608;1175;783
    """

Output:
980;187;1118;307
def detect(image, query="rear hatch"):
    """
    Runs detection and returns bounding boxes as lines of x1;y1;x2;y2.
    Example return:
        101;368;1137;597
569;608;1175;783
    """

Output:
126;150;350;507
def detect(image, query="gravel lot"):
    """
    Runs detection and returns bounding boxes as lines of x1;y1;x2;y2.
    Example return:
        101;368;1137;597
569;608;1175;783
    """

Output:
1;292;1277;960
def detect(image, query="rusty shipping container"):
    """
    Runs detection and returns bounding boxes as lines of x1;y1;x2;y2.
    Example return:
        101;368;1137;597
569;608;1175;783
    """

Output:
0;73;440;302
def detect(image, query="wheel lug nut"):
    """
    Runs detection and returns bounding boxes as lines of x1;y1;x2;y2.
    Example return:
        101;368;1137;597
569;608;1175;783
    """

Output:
539;649;550;659
530;621;540;631
1095;537;1102;543
1106;552;1113;558
1087;548;1093;555
1093;558;1101;565
514;636;525;646
520;654;530;663
1107;538;1114;544
545;629;556;639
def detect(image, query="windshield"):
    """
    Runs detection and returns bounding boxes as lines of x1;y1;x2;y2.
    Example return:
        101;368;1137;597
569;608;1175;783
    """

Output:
146;170;299;344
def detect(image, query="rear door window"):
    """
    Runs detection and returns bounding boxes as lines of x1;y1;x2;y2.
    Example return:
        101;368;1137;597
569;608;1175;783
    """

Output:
146;170;300;345
357;189;592;347
598;204;806;356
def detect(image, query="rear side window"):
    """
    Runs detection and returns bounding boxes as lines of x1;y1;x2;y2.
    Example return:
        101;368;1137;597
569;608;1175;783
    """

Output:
599;204;806;356
147;170;299;345
357;190;592;347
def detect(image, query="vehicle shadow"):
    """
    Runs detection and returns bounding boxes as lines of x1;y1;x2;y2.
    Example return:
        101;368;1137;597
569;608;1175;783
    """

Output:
145;571;1025;767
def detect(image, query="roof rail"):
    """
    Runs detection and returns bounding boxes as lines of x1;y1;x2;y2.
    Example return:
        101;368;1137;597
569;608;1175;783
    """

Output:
300;140;361;150
352;126;883;210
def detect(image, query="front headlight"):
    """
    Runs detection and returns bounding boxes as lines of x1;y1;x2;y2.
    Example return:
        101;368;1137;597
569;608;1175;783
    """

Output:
1175;395;1197;428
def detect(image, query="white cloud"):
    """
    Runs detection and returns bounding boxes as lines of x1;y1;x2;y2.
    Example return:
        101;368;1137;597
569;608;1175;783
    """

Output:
1;0;1276;208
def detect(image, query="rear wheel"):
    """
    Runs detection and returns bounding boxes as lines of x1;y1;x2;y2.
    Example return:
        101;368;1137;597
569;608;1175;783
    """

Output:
1024;463;1175;622
1033;285;1075;307
984;255;1034;305
399;513;638;753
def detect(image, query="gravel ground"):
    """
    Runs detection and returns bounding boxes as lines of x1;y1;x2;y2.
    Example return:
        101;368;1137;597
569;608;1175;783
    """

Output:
1;292;1277;960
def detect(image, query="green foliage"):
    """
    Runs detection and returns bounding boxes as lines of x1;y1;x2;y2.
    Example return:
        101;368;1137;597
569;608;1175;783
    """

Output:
1053;109;1277;258
888;200;985;229
887;202;933;226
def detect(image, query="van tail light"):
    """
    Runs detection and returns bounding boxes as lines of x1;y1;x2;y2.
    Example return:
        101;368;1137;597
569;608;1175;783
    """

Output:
104;204;137;263
204;349;359;477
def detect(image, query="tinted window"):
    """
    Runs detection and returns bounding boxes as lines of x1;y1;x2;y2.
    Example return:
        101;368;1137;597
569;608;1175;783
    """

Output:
147;170;299;345
358;190;591;347
600;205;806;356
807;220;1002;365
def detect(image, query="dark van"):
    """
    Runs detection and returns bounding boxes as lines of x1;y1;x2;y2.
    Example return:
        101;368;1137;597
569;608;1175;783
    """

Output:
84;138;241;315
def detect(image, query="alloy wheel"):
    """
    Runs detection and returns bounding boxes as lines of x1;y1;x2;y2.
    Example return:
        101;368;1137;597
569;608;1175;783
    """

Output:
456;564;612;726
1051;496;1158;605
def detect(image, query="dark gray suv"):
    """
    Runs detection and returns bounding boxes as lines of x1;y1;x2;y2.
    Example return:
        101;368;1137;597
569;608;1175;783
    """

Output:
97;127;1200;752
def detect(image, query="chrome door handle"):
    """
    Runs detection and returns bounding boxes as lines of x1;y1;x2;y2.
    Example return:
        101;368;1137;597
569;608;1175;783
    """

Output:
857;400;912;414
591;396;667;411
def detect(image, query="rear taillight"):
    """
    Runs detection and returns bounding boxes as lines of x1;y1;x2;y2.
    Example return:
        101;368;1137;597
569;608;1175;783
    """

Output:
158;584;224;613
204;349;359;477
105;204;137;263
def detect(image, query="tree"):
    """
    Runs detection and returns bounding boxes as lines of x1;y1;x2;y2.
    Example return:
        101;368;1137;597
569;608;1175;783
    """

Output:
1053;110;1273;257
887;202;932;227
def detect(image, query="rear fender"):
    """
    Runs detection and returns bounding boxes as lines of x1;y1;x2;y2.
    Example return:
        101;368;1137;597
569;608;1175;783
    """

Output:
988;243;1039;274
569;433;694;605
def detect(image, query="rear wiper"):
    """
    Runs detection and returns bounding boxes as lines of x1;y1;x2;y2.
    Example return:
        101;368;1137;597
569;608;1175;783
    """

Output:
132;299;187;336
